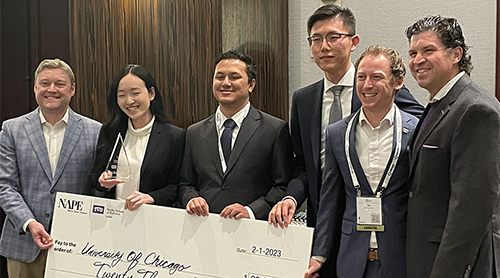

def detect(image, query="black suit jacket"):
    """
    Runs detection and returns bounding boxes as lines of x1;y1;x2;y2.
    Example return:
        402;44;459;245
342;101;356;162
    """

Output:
286;79;424;228
93;121;185;206
407;74;500;278
178;106;294;220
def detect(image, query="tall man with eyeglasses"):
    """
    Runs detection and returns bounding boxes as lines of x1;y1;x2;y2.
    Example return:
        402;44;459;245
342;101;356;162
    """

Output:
268;4;423;276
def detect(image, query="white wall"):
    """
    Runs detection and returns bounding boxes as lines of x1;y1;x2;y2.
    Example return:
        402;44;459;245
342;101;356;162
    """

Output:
289;0;497;106
288;0;325;111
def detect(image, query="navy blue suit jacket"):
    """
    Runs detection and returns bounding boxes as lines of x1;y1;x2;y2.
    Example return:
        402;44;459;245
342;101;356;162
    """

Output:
313;109;417;278
286;79;423;229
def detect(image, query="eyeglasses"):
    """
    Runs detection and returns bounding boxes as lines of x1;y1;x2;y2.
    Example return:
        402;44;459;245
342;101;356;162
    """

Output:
307;33;353;47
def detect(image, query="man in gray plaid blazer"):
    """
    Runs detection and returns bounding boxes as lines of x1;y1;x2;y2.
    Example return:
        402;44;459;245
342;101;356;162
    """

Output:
0;59;101;278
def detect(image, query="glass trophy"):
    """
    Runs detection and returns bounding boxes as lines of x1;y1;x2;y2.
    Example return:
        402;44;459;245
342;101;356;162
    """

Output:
105;133;132;180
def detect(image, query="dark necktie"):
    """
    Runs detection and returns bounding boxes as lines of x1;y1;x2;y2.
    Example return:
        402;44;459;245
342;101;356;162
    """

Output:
414;100;441;144
221;119;237;163
329;86;344;124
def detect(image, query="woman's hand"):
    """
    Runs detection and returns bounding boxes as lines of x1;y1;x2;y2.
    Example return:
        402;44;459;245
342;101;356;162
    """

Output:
125;191;154;211
98;171;123;189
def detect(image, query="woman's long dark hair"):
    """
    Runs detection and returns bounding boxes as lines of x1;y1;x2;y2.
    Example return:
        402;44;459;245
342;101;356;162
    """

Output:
90;64;169;185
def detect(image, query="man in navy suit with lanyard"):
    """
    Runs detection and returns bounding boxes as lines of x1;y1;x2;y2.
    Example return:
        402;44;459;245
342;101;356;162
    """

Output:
268;4;423;233
304;45;417;278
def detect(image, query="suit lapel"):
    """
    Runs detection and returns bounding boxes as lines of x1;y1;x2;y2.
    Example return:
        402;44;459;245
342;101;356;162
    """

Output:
141;121;162;177
310;81;324;175
24;110;53;183
225;106;260;176
410;104;432;169
351;80;362;113
411;103;449;162
52;109;82;187
410;75;468;169
400;115;415;157
409;104;430;151
205;115;224;177
376;112;414;193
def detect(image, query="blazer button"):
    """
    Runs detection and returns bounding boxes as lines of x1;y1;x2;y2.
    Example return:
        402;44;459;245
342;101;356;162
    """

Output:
409;191;413;198
50;189;55;194
45;213;50;218
221;185;227;190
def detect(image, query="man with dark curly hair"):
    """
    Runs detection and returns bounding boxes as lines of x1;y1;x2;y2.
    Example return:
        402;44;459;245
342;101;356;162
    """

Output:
405;15;500;278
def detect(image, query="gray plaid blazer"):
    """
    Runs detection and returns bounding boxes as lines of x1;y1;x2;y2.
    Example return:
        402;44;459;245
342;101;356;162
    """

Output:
0;108;101;262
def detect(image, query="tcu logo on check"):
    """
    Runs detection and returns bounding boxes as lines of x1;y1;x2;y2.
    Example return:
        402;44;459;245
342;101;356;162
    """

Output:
58;198;84;211
92;205;105;214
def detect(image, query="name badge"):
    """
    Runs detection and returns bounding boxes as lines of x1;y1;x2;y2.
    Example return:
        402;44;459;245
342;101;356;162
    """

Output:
356;197;384;232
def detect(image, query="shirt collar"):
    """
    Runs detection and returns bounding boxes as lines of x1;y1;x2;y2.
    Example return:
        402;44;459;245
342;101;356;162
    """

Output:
323;63;355;95
127;115;155;136
430;71;465;103
39;107;69;126
359;104;395;129
215;101;251;130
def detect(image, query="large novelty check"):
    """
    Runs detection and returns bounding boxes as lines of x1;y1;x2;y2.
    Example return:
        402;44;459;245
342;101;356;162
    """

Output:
45;192;314;278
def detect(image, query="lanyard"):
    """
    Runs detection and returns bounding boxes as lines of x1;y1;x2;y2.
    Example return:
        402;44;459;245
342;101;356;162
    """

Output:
344;106;402;198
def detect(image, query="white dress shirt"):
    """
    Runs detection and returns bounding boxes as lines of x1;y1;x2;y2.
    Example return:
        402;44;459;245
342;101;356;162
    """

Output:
356;105;395;249
429;71;465;103
115;116;154;200
40;108;69;176
215;102;250;172
24;108;69;232
321;64;355;171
